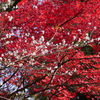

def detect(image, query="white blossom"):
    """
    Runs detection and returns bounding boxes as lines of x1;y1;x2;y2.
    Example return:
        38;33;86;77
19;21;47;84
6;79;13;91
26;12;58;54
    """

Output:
0;80;3;86
47;67;52;71
94;26;97;30
0;57;2;60
8;16;13;21
46;42;50;46
54;66;58;69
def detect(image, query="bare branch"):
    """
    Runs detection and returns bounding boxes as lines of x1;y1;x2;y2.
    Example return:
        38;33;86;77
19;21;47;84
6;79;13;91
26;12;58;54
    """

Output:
0;69;19;87
59;8;83;27
7;75;47;98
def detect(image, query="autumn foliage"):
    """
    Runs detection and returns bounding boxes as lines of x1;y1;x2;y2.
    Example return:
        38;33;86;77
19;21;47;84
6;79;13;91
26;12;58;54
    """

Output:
0;0;100;100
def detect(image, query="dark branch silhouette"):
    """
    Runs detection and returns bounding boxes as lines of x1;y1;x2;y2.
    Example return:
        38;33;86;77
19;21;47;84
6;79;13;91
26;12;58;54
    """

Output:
7;75;47;98
0;0;21;12
59;9;83;27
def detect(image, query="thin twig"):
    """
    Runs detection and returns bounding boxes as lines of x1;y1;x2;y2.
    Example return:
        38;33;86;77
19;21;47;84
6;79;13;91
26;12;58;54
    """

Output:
59;8;83;27
0;95;10;100
7;75;46;98
0;69;19;87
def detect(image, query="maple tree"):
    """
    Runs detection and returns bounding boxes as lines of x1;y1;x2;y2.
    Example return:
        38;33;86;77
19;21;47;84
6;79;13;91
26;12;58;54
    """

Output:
0;0;100;100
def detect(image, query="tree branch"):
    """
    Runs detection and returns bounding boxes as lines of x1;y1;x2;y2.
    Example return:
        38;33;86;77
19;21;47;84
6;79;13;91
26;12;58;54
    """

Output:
0;69;19;87
7;75;47;98
0;95;10;100
22;82;100;97
59;8;83;27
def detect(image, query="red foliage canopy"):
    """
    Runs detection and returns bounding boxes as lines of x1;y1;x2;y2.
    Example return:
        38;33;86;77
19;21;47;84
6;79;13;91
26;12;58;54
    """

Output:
0;0;100;100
